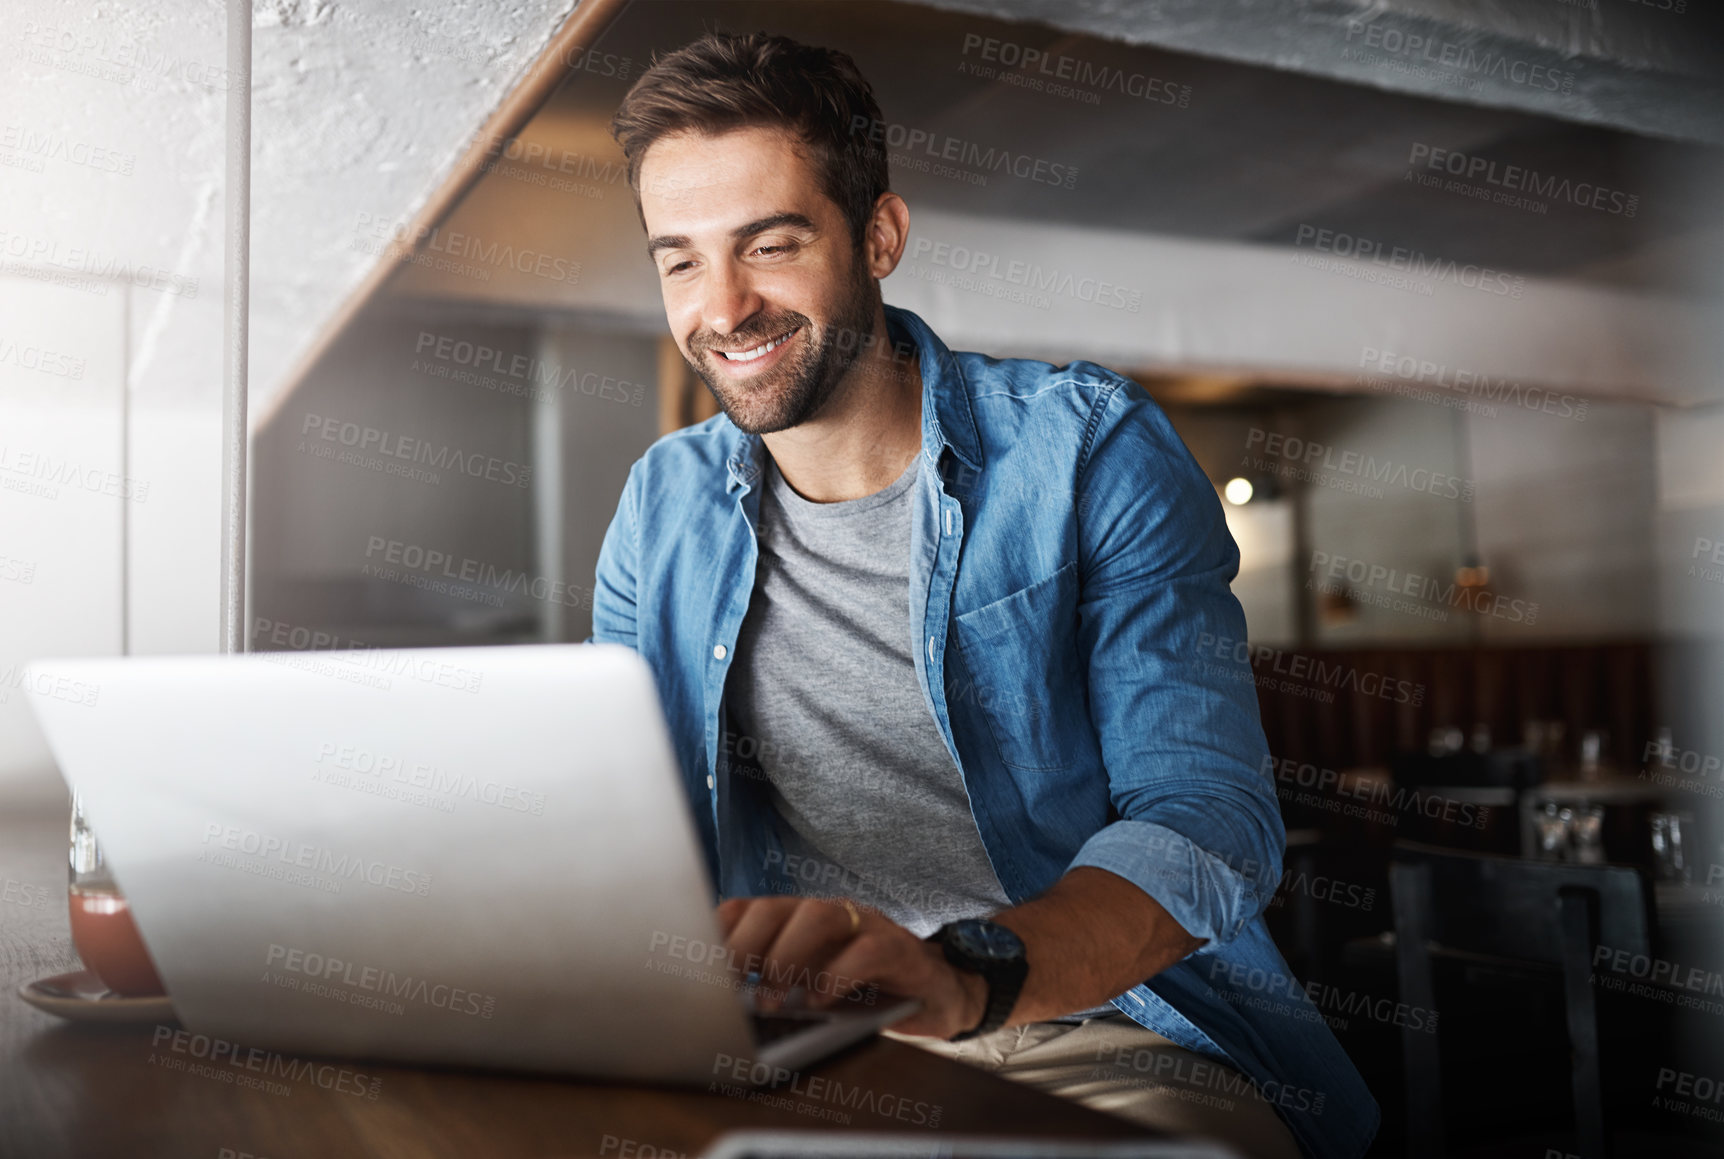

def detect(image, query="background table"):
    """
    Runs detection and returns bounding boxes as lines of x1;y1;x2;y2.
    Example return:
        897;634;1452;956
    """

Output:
0;806;1148;1159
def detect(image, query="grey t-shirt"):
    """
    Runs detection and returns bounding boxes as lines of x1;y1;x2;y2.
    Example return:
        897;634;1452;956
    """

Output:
725;454;1014;938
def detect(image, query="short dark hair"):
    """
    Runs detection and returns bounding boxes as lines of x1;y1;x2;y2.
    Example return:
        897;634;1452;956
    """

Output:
610;32;890;248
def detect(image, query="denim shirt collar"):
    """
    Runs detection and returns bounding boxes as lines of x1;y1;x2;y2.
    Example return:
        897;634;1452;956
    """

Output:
722;305;983;494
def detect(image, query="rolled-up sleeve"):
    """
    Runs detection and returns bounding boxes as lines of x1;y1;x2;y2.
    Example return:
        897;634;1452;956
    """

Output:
1064;380;1284;946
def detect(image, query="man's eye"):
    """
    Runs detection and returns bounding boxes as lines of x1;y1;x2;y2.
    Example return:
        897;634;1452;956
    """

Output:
664;260;695;276
753;244;793;257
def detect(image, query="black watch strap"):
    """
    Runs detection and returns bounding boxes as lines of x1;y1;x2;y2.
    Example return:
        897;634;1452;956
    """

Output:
932;922;1029;1042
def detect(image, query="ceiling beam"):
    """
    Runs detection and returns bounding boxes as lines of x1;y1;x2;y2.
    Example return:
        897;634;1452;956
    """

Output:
251;0;633;435
911;0;1724;146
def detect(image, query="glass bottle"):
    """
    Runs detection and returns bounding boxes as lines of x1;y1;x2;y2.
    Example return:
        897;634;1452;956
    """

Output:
68;791;165;996
1578;729;1608;783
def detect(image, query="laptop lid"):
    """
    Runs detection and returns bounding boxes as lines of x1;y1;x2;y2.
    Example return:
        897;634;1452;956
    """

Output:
25;643;756;1083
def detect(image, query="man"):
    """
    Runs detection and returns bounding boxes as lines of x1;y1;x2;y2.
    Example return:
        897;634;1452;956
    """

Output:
596;31;1377;1159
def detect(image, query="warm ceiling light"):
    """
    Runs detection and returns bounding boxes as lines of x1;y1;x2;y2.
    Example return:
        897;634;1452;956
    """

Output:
1224;477;1254;506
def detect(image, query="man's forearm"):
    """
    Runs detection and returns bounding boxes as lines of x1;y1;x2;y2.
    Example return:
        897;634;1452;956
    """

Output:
987;865;1206;1026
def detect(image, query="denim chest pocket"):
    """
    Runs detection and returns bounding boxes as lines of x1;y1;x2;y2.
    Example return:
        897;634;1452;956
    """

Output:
952;560;1083;771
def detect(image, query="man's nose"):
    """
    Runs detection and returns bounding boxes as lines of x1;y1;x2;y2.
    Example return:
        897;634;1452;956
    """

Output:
700;260;764;338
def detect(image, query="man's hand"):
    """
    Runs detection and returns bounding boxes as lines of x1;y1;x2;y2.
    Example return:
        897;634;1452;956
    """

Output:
720;869;1204;1039
717;896;985;1040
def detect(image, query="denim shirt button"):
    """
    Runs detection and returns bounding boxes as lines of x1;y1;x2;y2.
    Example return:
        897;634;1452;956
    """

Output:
713;644;728;660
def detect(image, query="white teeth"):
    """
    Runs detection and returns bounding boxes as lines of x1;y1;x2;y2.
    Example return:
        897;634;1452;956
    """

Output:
720;330;793;362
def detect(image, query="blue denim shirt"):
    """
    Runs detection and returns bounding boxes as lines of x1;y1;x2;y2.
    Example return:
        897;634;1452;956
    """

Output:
592;305;1378;1159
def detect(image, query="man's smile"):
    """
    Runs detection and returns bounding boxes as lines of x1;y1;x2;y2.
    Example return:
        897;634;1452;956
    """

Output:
709;326;801;375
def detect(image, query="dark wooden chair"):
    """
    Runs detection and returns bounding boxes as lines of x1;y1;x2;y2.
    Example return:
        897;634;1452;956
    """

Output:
1389;841;1655;1159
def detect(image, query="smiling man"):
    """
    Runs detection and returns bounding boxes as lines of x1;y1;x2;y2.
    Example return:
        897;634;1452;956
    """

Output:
596;32;1376;1159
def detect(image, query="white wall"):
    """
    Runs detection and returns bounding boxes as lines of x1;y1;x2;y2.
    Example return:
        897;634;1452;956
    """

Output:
1469;400;1658;641
0;278;126;802
1169;393;1663;649
0;0;581;805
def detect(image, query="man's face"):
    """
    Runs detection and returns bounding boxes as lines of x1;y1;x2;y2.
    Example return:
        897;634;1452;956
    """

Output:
639;126;878;435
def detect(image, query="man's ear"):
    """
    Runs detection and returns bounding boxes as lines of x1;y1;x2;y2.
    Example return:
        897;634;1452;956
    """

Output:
863;192;910;280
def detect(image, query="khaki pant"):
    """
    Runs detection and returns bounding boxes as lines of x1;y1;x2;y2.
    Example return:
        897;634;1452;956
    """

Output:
886;1014;1303;1159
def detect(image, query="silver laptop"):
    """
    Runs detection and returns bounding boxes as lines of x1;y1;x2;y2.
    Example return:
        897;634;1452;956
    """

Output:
25;642;915;1082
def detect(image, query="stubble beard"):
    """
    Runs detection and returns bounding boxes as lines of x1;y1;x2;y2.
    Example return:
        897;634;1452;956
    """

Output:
685;268;879;436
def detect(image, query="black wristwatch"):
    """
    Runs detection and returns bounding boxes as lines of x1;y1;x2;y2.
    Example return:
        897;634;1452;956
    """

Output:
929;919;1029;1041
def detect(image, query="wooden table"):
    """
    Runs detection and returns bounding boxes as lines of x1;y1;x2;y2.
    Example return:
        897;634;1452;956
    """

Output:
0;806;1148;1159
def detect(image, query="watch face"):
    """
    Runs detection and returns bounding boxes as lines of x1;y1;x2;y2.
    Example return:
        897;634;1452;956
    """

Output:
950;920;1025;961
